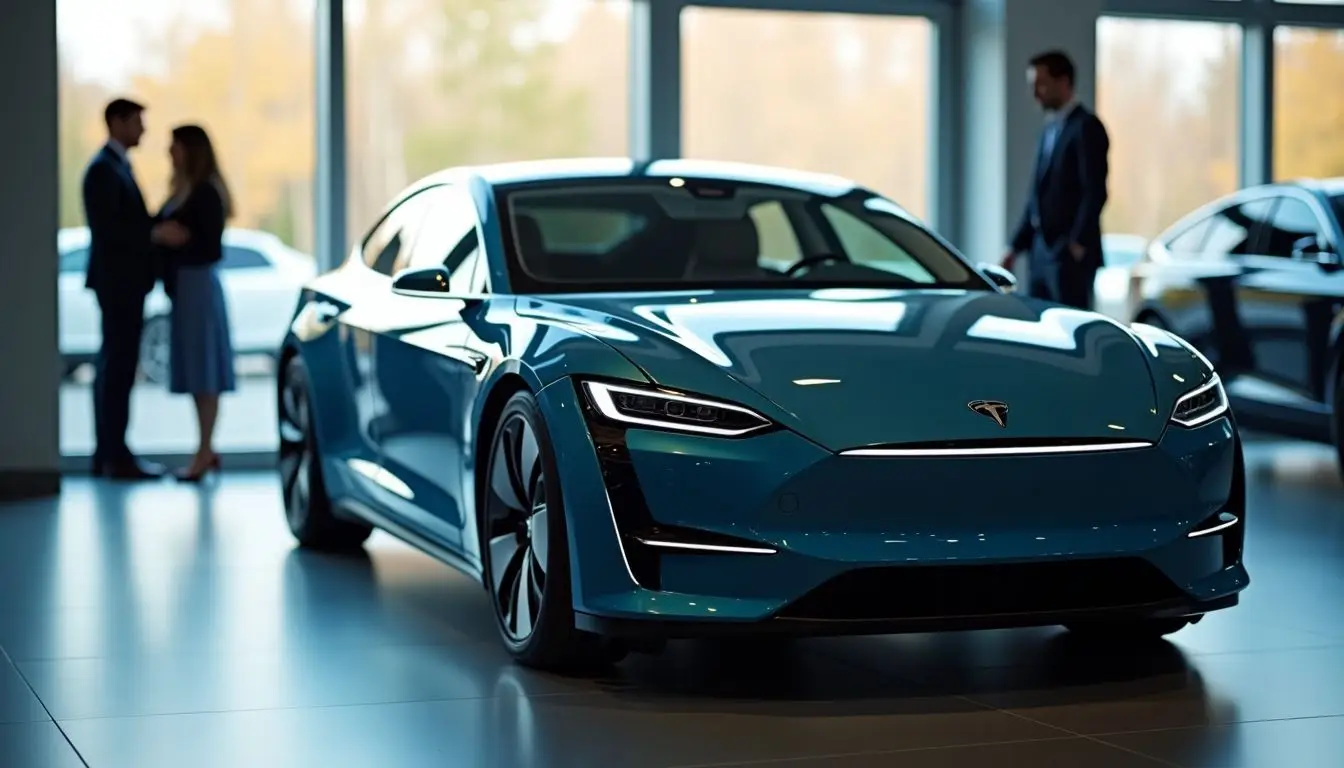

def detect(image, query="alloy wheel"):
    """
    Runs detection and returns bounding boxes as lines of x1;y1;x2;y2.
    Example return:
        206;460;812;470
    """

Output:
486;413;550;642
139;316;171;383
278;362;312;530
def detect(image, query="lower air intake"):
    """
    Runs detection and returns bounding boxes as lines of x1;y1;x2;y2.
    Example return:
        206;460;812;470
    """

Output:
775;557;1183;621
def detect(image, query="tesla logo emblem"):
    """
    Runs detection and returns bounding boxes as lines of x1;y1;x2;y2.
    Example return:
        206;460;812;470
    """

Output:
968;400;1009;428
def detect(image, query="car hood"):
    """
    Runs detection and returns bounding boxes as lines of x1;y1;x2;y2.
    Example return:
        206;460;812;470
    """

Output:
520;289;1167;451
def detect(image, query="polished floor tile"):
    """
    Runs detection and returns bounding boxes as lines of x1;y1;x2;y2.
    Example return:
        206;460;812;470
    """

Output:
0;437;1341;767
678;737;1170;767
0;721;85;768
1102;714;1344;768
0;653;48;724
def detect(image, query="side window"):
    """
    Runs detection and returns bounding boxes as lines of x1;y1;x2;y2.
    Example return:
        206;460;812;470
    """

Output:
1202;199;1275;259
748;201;802;268
1264;197;1324;259
220;246;270;270
1164;217;1213;256
403;186;481;293
360;191;432;276
59;247;89;273
820;203;937;283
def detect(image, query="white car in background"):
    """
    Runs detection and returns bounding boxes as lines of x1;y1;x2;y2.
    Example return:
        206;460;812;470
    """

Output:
1094;233;1148;322
58;226;317;383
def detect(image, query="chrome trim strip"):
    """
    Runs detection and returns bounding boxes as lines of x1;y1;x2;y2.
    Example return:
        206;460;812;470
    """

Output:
599;487;643;587
841;441;1153;457
635;537;777;555
1187;514;1239;538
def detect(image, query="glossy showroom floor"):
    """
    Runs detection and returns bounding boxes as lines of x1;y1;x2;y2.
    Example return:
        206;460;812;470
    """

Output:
2;439;1342;768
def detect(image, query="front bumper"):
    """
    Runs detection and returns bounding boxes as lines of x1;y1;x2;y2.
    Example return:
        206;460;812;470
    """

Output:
537;380;1248;638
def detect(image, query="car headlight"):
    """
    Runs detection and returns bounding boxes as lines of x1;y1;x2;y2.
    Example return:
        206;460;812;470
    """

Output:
1170;374;1229;428
581;380;773;437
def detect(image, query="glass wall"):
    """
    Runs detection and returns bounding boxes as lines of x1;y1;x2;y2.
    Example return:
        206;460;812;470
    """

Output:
680;7;933;219
1273;25;1344;180
57;0;316;458
343;0;630;246
1096;17;1242;239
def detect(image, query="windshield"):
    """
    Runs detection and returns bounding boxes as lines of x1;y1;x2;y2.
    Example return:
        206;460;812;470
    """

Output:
499;179;988;293
1332;194;1344;226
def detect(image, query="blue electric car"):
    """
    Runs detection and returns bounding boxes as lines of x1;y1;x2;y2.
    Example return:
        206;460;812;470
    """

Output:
277;158;1247;671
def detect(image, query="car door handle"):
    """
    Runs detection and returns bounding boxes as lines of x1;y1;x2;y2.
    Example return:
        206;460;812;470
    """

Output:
444;347;488;374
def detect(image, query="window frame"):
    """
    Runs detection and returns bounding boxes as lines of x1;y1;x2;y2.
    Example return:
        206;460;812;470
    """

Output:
356;186;440;277
219;245;273;271
1203;195;1278;260
59;247;90;274
399;184;488;295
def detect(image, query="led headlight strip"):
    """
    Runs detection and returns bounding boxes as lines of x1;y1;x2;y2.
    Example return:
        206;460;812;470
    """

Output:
1170;374;1229;428
582;380;772;437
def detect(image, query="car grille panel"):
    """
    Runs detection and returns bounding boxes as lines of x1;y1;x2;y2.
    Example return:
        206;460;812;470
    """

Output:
775;557;1184;622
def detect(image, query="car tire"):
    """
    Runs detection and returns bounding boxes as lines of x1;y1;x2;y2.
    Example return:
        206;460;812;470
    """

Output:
1064;616;1194;642
481;390;624;672
138;314;171;384
278;354;373;551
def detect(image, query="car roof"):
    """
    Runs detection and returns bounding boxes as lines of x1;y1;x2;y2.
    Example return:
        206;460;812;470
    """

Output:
417;157;864;198
1301;177;1344;196
1237;178;1344;198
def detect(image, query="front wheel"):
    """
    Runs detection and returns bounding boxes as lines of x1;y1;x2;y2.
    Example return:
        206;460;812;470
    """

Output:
278;354;372;551
481;391;623;672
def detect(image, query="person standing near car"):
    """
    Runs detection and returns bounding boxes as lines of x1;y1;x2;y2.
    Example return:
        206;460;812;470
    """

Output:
1001;50;1110;310
81;98;165;479
150;124;237;482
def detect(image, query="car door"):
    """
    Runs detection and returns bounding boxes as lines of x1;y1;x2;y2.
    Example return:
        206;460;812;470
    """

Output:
368;184;488;553
1233;192;1344;406
312;190;433;504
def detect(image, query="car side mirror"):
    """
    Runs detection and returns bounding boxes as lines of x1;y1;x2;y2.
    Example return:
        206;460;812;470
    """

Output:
391;265;453;296
978;262;1018;292
1291;236;1341;271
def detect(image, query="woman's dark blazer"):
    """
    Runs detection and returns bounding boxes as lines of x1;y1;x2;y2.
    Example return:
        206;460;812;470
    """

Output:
154;180;226;296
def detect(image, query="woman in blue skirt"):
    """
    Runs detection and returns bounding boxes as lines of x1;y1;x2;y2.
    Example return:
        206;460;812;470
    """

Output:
149;124;236;482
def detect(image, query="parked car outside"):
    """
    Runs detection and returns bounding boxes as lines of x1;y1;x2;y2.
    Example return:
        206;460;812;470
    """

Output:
58;226;317;382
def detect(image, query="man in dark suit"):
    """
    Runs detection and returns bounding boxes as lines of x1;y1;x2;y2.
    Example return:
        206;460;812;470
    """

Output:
82;98;165;479
1002;50;1110;310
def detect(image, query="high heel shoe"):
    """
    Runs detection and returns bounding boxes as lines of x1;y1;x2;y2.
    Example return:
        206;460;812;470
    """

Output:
175;454;221;483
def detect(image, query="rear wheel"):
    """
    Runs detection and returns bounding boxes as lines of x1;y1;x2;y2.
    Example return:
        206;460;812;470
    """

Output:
1064;616;1195;642
482;391;624;672
278;355;372;551
138;314;171;384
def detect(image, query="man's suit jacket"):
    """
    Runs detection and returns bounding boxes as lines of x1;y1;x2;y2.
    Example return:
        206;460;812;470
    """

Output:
1010;104;1110;271
82;144;155;298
